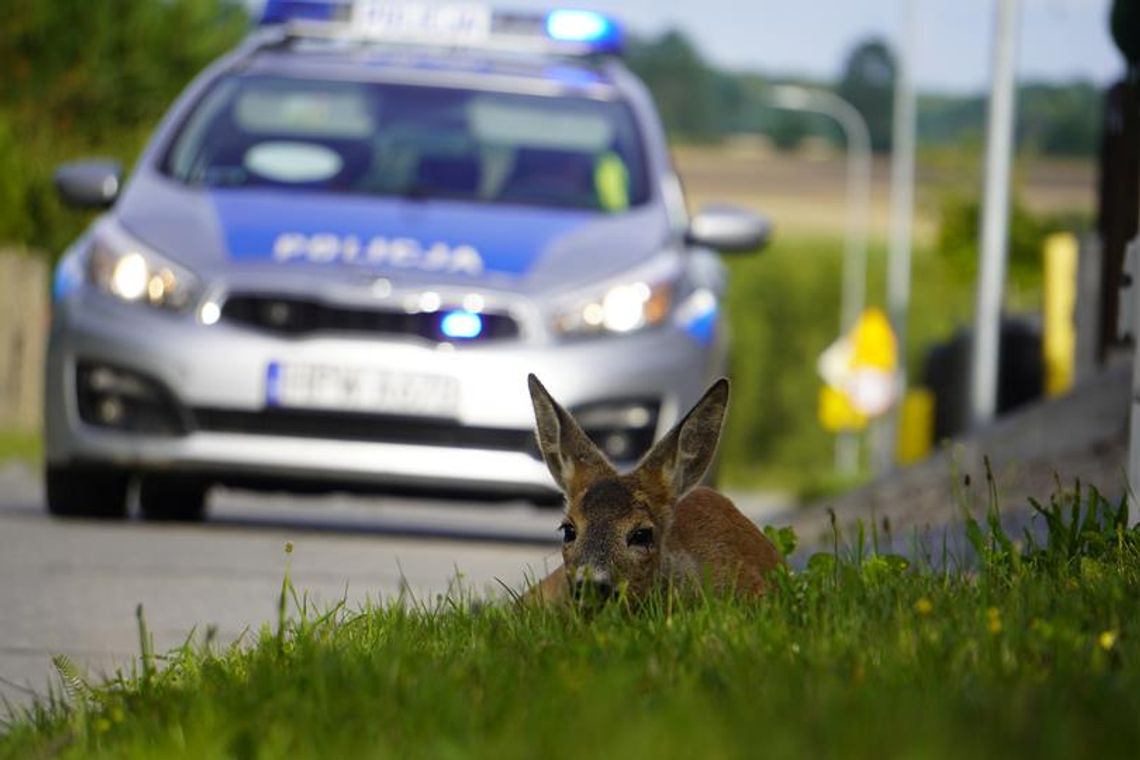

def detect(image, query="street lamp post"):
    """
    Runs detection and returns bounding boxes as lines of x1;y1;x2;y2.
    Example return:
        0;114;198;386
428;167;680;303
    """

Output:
768;85;873;474
881;0;919;473
970;0;1022;428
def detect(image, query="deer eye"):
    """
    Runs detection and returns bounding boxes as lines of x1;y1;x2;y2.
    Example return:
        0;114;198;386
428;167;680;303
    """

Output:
627;527;654;548
559;522;577;544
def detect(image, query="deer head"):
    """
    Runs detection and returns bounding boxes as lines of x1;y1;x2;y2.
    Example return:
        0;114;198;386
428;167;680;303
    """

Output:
527;373;729;601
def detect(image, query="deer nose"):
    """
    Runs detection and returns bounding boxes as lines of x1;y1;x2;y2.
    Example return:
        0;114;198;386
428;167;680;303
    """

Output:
572;567;615;601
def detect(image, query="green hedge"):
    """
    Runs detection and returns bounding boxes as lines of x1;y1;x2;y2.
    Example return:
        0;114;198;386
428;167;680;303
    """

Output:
0;0;245;255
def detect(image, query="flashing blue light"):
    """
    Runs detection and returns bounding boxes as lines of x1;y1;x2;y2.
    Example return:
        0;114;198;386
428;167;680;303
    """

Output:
545;9;623;53
440;310;484;340
259;0;346;25
683;302;718;346
52;251;85;302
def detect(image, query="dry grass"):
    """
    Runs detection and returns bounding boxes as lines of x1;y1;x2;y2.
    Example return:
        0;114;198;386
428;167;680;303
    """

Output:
674;145;1096;244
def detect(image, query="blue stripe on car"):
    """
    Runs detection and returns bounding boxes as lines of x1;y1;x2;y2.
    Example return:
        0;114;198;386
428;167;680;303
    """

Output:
210;189;591;277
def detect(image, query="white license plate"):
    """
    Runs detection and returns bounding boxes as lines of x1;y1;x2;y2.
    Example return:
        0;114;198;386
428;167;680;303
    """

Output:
351;1;492;44
266;362;460;417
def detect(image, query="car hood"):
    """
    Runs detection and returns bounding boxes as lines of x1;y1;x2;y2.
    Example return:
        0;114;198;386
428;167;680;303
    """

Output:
115;175;673;295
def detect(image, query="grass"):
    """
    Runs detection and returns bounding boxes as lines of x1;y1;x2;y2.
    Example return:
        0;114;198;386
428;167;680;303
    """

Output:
0;429;42;464
3;482;1138;759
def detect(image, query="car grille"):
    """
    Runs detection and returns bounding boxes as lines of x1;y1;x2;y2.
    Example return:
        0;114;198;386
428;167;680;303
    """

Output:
220;294;520;343
192;407;540;456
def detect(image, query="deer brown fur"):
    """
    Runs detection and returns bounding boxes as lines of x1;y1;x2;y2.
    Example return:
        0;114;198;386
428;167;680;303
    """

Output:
526;374;783;603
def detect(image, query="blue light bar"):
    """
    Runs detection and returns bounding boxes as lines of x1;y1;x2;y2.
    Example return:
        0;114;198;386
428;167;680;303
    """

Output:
259;0;349;25
545;9;623;54
440;310;484;340
547;9;620;45
257;2;625;57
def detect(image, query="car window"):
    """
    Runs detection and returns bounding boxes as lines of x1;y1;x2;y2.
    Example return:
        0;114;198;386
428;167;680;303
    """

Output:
162;74;649;213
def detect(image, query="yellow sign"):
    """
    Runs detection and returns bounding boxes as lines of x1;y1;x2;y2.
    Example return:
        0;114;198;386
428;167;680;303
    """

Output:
818;307;899;432
850;308;897;372
819;384;867;431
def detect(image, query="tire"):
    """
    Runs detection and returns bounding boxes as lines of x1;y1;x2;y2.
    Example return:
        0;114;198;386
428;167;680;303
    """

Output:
138;474;209;522
45;464;130;519
531;492;565;509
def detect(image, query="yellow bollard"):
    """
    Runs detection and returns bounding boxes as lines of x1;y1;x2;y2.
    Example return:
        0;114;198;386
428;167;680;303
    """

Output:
1043;232;1078;397
896;387;935;465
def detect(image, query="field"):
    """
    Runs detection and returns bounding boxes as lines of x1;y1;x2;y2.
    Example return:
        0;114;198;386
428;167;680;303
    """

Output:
2;485;1137;758
674;146;1096;243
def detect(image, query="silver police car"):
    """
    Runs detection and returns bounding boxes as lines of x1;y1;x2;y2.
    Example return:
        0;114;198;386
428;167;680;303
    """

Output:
46;1;768;519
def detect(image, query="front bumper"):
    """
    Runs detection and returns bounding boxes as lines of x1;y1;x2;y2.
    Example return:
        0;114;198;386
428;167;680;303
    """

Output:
46;290;725;498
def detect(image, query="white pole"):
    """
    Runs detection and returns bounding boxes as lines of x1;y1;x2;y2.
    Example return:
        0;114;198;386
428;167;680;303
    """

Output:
879;0;918;471
970;0;1021;428
769;86;872;473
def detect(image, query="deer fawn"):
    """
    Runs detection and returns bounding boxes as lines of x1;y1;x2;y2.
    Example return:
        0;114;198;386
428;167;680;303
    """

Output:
526;374;783;603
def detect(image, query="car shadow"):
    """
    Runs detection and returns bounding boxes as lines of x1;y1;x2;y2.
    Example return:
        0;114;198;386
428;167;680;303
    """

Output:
206;510;560;547
3;487;560;548
203;489;561;548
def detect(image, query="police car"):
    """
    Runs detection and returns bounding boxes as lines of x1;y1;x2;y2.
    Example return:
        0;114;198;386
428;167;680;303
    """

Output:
46;0;769;519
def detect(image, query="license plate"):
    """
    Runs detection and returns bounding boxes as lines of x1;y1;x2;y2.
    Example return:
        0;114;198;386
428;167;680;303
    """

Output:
266;362;460;417
351;1;492;44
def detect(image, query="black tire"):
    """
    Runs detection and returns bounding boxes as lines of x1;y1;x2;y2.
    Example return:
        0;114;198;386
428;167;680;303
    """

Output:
138;474;209;522
531;492;565;509
45;464;130;519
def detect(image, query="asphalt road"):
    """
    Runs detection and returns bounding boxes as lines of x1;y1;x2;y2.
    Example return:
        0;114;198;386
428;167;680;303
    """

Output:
0;461;568;710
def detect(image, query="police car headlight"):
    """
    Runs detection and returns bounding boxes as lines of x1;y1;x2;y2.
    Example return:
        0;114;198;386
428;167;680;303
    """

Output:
554;278;674;337
86;220;200;311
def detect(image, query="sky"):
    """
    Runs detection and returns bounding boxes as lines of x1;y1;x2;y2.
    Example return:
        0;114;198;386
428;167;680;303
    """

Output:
523;0;1125;93
250;0;1126;93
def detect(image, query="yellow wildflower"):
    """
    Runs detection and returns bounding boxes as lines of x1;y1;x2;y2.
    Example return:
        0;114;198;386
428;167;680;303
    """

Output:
914;597;933;616
1099;630;1119;651
986;607;1002;635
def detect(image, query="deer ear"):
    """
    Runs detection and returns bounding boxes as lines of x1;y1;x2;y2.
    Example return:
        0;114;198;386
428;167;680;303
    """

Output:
636;378;729;501
528;374;616;496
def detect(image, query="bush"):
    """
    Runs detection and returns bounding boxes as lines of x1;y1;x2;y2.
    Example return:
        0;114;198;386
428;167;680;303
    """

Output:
720;238;844;487
935;192;1092;287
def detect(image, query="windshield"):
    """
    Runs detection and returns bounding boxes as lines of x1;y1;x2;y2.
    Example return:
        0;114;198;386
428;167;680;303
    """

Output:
163;74;650;213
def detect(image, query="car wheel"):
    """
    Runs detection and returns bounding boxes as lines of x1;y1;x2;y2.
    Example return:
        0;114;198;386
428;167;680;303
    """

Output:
45;464;130;519
138;475;209;522
530;492;564;509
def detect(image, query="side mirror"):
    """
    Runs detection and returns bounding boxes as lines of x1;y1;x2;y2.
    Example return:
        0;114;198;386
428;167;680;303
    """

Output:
686;204;771;253
54;160;123;209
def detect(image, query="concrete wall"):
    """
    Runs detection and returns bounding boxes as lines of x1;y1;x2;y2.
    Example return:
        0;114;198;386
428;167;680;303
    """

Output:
0;249;49;432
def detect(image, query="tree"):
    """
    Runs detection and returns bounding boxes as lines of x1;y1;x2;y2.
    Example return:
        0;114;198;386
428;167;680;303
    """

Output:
0;0;246;253
837;38;896;152
626;30;721;141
